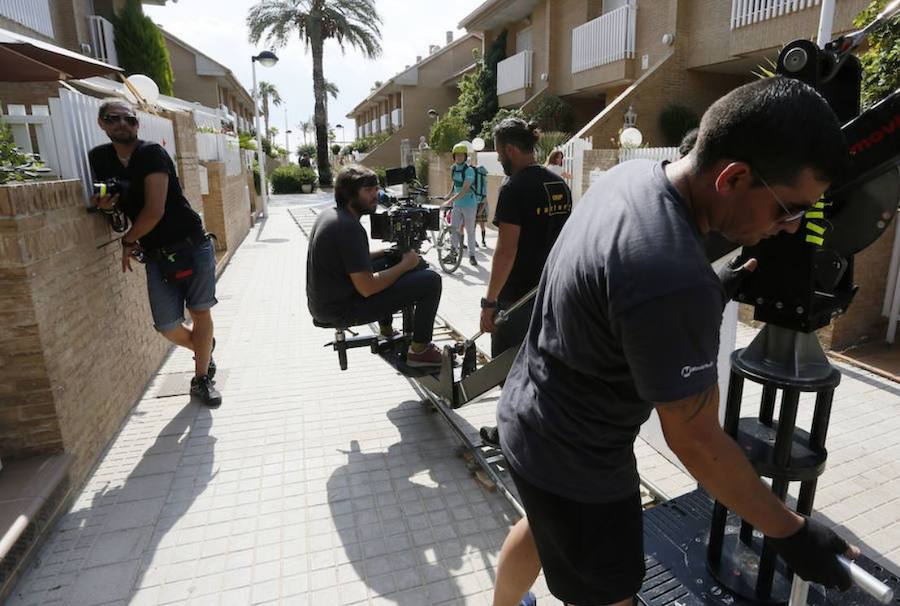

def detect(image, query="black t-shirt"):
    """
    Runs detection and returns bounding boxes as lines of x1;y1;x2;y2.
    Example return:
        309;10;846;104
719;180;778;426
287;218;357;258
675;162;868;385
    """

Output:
306;206;371;322
497;160;724;503
493;165;572;302
88;141;203;251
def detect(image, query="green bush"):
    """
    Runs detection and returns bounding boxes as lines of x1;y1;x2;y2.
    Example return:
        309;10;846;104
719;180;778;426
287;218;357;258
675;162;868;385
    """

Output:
252;161;261;195
658;104;700;147
0;120;39;185
340;144;353;156
238;132;257;150
479;108;525;143
352;132;390;153
855;0;900;108
534;131;572;165
331;144;341;155
429;114;469;153
297;143;317;158
271;165;318;194
112;0;174;96
372;167;387;188
415;155;430;187
526;95;576;133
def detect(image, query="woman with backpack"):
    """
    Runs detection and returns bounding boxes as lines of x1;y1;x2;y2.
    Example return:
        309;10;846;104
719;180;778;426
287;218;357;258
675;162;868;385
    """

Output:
442;142;481;266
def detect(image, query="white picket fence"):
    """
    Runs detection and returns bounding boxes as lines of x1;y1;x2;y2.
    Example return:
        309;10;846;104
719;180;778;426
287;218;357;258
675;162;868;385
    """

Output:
562;136;592;203
731;0;820;29
618;146;679;163
1;89;178;198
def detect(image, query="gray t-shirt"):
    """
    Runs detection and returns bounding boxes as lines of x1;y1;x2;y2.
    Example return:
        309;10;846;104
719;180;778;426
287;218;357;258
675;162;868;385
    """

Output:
498;160;724;503
306;206;371;322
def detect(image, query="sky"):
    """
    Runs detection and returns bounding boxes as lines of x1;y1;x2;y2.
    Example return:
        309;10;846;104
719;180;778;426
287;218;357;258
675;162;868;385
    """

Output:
145;0;486;147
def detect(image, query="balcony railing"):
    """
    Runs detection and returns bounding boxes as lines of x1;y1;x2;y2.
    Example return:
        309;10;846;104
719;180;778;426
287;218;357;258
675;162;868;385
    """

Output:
88;15;118;67
0;0;54;38
731;0;820;29
571;1;636;74
391;108;403;128
497;50;533;96
380;114;389;130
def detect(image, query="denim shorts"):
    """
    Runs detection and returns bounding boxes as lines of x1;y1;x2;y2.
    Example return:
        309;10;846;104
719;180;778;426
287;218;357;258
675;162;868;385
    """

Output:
145;239;218;332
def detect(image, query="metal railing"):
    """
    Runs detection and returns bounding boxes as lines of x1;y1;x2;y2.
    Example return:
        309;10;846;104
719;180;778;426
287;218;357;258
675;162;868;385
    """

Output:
0;0;54;38
391;108;403;128
497;50;533;95
380;114;389;130
731;0;821;29
88;15;117;67
571;1;637;73
619;146;679;163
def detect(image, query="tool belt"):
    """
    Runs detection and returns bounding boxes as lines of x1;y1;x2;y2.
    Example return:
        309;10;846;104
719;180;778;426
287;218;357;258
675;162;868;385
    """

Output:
145;232;216;284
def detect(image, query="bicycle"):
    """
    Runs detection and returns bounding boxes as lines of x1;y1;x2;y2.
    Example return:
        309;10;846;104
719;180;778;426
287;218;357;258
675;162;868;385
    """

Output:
435;203;466;274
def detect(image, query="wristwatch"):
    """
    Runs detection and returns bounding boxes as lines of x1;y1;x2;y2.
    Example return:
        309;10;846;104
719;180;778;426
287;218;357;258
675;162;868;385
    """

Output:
480;298;497;309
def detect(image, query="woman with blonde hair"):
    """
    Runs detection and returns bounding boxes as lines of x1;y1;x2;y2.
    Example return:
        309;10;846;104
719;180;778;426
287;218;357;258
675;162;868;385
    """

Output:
545;149;572;179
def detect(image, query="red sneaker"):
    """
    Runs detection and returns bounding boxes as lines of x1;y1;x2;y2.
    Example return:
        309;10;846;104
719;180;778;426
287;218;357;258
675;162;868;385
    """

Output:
406;344;443;367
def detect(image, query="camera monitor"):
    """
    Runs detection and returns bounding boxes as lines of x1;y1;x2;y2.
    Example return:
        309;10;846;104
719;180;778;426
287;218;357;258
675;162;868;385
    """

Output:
385;165;416;187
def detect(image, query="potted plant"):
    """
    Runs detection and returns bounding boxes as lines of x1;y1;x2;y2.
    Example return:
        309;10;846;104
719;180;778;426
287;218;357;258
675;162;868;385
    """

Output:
298;166;317;193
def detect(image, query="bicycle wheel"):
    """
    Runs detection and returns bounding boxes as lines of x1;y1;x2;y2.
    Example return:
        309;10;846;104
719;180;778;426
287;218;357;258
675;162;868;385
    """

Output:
436;227;462;273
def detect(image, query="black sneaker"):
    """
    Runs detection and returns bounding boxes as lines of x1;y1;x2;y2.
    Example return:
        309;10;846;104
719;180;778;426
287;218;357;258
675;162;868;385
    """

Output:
191;375;222;408
469;256;478;266
480;425;500;447
195;338;217;380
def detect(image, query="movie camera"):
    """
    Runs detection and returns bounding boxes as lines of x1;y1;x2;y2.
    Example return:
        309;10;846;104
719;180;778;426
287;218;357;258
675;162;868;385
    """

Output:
369;165;440;252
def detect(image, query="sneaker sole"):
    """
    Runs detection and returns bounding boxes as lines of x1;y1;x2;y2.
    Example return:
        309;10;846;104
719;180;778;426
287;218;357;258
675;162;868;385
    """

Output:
406;359;443;367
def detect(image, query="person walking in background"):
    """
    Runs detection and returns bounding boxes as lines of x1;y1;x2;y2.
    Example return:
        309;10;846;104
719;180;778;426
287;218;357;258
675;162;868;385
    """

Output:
544;149;572;180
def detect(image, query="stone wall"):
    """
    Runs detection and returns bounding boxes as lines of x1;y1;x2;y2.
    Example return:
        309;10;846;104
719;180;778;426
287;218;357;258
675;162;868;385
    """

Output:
0;180;170;482
201;162;251;254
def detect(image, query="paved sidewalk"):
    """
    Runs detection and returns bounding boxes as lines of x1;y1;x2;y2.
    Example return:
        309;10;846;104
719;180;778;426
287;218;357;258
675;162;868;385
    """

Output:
7;191;900;606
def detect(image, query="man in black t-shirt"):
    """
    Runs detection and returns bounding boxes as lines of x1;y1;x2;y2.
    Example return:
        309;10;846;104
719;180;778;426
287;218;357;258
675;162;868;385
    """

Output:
306;165;444;368
89;99;220;408
478;119;571;455
491;79;859;606
480;118;572;358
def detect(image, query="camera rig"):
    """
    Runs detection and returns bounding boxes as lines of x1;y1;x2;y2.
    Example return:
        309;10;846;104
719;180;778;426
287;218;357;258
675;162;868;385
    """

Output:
369;165;440;252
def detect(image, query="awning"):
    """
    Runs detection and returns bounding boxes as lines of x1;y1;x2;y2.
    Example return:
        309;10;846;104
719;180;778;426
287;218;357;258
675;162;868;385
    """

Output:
0;27;121;82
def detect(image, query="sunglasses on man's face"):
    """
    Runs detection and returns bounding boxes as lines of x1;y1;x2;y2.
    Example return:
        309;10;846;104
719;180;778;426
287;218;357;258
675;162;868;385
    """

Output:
101;114;138;126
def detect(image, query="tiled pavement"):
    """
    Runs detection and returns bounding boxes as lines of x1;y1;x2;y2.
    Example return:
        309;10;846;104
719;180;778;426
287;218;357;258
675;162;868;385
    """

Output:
7;191;900;606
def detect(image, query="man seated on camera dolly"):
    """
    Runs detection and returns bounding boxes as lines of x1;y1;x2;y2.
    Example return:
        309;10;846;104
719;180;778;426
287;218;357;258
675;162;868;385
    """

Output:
306;165;444;368
89;99;220;408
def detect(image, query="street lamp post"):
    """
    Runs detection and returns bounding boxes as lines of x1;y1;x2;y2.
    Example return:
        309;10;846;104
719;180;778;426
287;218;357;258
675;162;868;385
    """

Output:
251;50;278;218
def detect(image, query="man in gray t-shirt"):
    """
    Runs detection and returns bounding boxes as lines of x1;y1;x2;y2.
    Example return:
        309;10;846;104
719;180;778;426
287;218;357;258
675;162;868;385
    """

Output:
492;78;859;606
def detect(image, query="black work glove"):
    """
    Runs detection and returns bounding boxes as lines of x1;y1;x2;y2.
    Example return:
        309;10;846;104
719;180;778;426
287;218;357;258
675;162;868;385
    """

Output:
716;256;757;301
769;516;853;591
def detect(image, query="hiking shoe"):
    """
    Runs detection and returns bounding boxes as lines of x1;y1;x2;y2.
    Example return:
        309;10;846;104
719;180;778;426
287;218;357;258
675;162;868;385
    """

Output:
406;344;443;367
480;425;500;447
469;256;478;266
519;591;536;606
190;375;222;408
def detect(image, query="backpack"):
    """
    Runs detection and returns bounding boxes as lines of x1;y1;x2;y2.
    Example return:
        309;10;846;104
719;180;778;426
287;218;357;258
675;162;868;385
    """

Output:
452;163;489;202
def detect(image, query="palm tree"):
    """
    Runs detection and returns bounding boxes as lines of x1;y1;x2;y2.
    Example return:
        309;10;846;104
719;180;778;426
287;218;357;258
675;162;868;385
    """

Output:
248;0;382;186
297;118;310;144
256;81;282;141
324;79;339;114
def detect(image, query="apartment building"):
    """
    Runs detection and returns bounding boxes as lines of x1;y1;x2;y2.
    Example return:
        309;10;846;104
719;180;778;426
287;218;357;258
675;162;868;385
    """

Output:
346;32;483;169
460;0;868;147
161;29;255;134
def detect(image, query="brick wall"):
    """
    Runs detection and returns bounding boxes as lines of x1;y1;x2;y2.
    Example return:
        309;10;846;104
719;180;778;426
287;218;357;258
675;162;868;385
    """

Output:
0;180;170;482
829;221;897;350
163;110;203;213
201;162;251;253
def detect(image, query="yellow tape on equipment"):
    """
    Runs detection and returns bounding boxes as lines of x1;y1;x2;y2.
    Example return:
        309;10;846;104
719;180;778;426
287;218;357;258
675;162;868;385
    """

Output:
807;222;827;235
806;235;825;245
